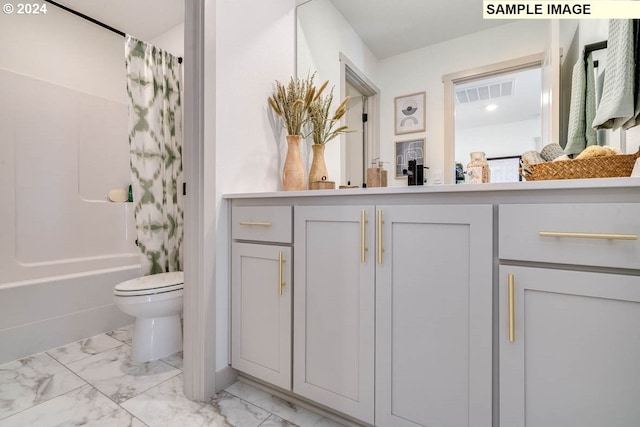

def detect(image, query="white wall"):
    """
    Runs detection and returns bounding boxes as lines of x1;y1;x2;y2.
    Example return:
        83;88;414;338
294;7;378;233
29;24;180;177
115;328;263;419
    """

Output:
377;20;549;187
455;118;541;166
150;23;185;58
214;0;296;371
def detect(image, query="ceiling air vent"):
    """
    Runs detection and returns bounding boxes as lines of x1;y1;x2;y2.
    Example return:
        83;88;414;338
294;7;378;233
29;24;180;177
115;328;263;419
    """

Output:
456;79;515;104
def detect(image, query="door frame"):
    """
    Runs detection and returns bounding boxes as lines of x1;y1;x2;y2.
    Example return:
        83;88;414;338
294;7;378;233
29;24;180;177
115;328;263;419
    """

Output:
339;53;380;186
443;53;544;184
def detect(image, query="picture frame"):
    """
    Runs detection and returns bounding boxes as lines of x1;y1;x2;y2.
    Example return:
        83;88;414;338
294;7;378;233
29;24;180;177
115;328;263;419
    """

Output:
395;138;425;178
486;155;522;183
394;92;426;135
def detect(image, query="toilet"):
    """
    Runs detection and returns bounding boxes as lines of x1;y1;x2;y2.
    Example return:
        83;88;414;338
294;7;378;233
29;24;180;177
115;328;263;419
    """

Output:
113;271;184;363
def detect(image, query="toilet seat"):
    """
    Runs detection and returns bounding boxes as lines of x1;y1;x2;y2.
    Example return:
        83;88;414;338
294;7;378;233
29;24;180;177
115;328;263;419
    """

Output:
114;271;184;297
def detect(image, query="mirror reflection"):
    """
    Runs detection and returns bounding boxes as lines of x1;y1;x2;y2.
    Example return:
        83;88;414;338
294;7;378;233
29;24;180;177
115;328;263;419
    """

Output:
455;66;542;183
297;1;640;185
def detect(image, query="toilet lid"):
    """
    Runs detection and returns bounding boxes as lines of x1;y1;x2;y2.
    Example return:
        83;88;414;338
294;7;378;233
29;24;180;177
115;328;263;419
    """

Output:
114;271;184;296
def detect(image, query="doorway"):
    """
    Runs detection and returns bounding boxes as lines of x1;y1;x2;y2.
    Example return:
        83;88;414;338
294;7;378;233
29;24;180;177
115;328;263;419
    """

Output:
454;66;542;183
443;53;545;183
340;54;380;187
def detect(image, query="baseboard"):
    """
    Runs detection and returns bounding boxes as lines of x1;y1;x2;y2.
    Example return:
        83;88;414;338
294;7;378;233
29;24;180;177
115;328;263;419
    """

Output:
215;365;238;392
237;375;371;427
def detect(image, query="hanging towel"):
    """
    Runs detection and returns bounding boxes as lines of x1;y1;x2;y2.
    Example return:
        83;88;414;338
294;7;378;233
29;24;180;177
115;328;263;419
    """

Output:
592;19;635;130
585;54;597;146
596;68;607;144
565;57;587;155
623;19;640;129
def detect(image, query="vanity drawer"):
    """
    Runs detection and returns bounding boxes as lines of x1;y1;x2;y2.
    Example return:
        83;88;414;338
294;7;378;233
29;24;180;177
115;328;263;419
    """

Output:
499;203;640;270
232;206;292;243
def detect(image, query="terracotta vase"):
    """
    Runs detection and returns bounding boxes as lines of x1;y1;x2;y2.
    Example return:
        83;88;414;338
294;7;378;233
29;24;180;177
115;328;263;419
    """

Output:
282;135;306;191
308;144;328;188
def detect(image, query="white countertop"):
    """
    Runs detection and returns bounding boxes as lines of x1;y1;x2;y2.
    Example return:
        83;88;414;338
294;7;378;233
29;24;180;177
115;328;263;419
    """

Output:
223;177;640;199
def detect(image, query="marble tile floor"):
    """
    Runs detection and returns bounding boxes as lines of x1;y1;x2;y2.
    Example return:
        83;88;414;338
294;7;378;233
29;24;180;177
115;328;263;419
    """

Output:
0;325;345;427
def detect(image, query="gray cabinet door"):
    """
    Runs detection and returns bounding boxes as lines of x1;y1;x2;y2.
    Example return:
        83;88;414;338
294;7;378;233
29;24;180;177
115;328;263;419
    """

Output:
231;242;292;390
376;205;493;427
293;206;375;424
500;266;640;427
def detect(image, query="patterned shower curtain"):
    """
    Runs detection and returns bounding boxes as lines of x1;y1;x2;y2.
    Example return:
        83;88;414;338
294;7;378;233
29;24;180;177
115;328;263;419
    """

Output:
125;35;183;275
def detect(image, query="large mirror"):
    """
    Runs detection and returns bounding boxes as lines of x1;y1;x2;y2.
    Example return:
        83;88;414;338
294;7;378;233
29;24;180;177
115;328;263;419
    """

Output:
297;1;640;185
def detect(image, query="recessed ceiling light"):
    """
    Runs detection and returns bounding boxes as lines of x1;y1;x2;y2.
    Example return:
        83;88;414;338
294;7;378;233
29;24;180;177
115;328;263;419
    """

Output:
486;104;497;112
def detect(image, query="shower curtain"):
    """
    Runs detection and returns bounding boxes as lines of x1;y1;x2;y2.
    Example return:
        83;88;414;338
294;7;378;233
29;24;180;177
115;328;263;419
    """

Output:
125;35;183;275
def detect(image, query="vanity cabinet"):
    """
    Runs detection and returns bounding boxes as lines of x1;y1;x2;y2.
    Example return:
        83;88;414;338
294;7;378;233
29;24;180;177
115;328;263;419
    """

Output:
293;204;493;426
231;206;293;390
499;203;640;427
375;205;493;427
293;205;376;424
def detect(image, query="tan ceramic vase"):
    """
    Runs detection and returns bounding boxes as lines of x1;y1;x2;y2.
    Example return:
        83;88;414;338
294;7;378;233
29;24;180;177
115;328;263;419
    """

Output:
308;144;328;188
283;135;305;191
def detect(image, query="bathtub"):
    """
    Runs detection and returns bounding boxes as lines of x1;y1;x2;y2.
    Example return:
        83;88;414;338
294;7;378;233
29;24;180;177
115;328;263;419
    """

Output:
0;68;145;363
0;260;141;364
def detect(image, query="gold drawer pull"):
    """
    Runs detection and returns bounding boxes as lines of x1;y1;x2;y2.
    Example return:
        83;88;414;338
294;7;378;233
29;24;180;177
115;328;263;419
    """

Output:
508;274;515;343
539;231;637;241
239;221;272;227
377;209;383;265
361;210;368;263
278;251;285;296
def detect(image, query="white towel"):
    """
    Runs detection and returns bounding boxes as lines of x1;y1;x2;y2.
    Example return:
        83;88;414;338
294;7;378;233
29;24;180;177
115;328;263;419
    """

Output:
565;58;586;155
592;19;635;130
596;68;607;144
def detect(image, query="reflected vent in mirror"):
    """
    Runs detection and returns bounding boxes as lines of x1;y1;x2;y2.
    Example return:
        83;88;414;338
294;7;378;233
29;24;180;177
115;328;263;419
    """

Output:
455;79;515;104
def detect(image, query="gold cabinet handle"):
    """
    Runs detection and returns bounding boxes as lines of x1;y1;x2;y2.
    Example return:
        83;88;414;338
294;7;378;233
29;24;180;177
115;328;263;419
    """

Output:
539;231;637;240
278;251;285;296
377;209;383;265
508;274;515;343
361;210;368;263
239;221;272;227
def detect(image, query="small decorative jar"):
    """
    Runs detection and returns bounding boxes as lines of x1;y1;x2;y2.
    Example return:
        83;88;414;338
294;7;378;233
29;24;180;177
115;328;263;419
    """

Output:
466;151;490;184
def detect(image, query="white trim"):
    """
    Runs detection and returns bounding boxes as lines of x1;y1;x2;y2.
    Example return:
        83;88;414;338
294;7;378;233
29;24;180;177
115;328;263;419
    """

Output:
237;376;367;427
215;366;239;392
183;0;217;400
339;53;380;186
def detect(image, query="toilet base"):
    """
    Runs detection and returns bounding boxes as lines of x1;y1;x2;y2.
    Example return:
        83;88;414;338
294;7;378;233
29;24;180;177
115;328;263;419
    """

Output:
130;315;182;363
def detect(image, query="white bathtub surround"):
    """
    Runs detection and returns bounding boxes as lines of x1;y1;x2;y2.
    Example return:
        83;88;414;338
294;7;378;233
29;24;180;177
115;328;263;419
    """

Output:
125;35;184;275
0;266;139;365
0;328;344;427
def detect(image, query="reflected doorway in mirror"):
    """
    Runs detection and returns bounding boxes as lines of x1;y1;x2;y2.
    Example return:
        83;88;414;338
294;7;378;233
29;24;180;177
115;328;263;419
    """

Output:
395;92;426;135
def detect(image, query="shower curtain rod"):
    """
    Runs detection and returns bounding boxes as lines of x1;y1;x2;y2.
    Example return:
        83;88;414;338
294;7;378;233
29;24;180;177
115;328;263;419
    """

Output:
43;0;183;64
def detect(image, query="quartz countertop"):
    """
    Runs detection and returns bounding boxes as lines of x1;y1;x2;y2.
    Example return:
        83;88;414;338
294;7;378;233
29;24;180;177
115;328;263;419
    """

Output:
223;177;640;199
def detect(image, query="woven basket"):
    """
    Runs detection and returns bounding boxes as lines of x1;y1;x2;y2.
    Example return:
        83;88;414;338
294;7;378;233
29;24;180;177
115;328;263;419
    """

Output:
520;150;640;181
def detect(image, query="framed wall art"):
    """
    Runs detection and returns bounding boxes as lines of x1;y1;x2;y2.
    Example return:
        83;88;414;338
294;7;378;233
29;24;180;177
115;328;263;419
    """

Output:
395;138;425;178
394;92;426;135
486;155;522;183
